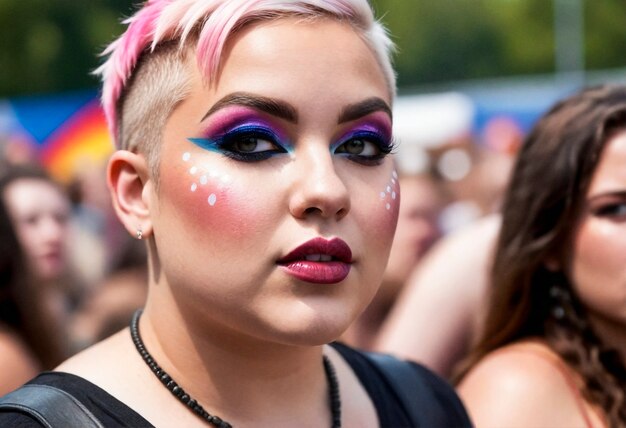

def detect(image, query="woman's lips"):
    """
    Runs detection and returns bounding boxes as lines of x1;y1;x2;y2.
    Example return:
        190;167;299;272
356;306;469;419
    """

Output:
278;237;353;284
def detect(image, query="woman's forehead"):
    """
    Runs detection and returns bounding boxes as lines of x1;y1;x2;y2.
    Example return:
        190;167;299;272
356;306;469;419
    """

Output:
198;18;391;105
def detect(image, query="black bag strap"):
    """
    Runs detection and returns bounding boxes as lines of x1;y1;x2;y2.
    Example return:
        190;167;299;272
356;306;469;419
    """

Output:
0;384;104;428
365;352;446;427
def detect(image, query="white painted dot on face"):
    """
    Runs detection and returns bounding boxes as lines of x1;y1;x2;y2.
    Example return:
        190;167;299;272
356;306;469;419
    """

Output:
189;166;198;175
182;152;191;162
391;178;396;184
208;193;217;206
380;192;386;199
392;170;398;179
200;175;208;185
392;191;396;200
191;183;197;192
386;203;391;210
386;186;391;193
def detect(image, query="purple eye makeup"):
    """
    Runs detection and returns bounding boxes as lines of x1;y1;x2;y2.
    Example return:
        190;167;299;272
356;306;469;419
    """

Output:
188;107;293;162
331;114;395;166
188;105;395;165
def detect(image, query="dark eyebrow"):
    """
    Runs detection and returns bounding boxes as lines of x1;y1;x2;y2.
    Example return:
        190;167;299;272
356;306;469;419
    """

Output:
587;190;626;203
338;97;392;124
201;92;298;123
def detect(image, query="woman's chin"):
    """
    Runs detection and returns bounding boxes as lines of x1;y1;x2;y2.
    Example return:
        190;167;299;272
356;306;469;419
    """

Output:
34;263;66;283
31;257;67;282
255;307;359;347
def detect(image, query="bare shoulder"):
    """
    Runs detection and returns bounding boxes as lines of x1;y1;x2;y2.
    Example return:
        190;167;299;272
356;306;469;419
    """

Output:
0;328;40;395
434;214;500;266
458;341;589;427
403;214;500;306
56;328;141;388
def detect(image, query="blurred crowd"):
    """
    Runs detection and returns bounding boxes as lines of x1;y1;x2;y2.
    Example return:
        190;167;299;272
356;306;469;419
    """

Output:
0;144;147;394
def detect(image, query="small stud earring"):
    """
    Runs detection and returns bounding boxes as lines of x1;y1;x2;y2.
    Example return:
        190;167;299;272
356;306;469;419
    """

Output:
136;228;143;240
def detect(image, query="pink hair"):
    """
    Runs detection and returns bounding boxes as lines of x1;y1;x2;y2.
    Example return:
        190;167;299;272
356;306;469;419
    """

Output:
95;0;395;147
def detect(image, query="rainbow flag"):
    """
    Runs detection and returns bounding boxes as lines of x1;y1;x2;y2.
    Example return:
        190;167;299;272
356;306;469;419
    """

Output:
5;90;114;183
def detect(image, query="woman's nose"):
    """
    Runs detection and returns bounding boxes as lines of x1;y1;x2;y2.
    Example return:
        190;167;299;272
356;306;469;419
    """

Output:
288;148;351;221
39;215;67;245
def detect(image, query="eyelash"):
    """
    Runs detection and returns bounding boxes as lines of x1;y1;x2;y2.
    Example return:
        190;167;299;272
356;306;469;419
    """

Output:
334;131;396;166
191;125;288;162
591;201;626;219
190;126;395;165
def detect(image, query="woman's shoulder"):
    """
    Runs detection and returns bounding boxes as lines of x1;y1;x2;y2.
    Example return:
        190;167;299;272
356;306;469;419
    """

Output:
0;327;40;395
56;327;128;369
459;340;568;391
458;340;593;427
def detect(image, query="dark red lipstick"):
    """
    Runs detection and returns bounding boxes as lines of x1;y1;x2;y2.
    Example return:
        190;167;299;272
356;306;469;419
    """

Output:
278;237;353;284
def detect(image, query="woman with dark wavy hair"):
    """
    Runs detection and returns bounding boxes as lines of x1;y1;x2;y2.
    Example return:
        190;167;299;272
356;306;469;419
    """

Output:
0;165;71;393
0;184;42;394
458;85;626;427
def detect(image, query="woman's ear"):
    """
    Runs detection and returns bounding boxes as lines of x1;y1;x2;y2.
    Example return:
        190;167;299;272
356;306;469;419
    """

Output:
108;150;153;240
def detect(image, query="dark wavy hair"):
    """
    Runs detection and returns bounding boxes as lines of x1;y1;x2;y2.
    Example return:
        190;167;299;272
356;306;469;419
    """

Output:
0;164;68;368
457;85;626;426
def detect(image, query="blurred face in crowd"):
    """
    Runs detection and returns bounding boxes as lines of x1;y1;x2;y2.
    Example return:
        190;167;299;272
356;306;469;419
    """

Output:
3;178;71;281
147;18;398;345
570;129;626;341
383;174;443;292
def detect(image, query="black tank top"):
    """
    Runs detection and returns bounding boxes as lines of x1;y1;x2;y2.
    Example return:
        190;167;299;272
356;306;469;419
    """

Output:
0;342;471;427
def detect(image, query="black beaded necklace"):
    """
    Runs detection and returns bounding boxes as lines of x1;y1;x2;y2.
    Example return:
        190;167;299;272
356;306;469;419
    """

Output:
130;310;342;428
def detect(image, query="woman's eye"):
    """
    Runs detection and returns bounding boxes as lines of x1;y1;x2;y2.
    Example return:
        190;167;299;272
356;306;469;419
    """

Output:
592;202;626;219
54;212;69;226
337;139;379;156
188;126;289;162
231;136;277;153
220;131;286;161
334;132;393;165
24;215;39;226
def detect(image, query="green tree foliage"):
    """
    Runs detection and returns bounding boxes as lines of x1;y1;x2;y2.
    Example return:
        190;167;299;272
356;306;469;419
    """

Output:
586;0;626;69
371;0;626;88
0;0;624;97
0;0;135;96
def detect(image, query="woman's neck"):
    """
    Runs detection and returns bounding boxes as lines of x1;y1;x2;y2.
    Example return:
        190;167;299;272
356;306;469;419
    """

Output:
140;302;331;426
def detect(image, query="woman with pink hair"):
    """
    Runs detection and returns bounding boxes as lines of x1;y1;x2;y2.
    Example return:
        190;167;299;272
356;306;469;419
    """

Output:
0;1;470;426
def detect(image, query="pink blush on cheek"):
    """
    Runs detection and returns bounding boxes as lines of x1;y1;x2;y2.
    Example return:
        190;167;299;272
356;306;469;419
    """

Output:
182;185;251;237
175;152;257;238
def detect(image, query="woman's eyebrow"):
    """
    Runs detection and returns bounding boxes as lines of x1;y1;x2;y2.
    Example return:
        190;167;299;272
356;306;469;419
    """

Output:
338;97;392;124
587;190;626;202
201;92;298;123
